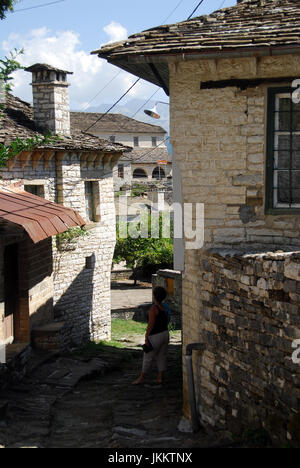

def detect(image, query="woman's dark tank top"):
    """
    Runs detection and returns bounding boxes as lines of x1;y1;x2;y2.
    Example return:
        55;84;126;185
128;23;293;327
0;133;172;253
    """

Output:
149;305;168;336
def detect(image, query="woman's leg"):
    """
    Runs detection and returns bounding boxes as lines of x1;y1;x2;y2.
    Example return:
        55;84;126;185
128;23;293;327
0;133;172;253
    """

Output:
132;372;145;385
132;348;155;384
155;331;170;383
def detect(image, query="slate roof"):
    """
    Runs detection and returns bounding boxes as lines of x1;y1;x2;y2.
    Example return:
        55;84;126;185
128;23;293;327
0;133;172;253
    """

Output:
92;0;300;92
25;63;73;75
120;146;171;164
0;94;131;154
70;111;166;135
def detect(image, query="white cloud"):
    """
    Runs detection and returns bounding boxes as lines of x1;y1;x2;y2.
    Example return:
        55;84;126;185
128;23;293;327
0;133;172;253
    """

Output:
103;21;128;44
1;24;162;112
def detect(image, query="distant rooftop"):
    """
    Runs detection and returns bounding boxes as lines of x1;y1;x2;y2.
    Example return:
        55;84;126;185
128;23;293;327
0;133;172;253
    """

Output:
0;94;131;154
70;112;167;135
121;146;171;164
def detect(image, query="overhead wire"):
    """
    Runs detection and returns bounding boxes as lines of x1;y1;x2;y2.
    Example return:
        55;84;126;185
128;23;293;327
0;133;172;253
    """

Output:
79;71;123;112
83;78;141;133
12;0;66;13
187;0;205;20
83;0;207;130
161;0;186;24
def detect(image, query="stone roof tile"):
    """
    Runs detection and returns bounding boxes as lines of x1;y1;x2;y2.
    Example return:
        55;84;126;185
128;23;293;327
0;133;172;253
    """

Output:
93;0;300;58
0;94;131;154
70;111;166;134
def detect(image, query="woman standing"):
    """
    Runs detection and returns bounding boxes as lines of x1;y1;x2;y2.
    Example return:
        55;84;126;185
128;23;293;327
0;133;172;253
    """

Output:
132;286;170;385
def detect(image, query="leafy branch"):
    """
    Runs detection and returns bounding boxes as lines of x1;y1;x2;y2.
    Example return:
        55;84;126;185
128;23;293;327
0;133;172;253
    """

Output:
0;0;15;20
57;226;89;242
0;135;62;168
0;48;24;113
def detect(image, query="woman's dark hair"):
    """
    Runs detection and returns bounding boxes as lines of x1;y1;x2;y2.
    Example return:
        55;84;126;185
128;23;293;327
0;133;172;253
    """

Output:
153;286;167;304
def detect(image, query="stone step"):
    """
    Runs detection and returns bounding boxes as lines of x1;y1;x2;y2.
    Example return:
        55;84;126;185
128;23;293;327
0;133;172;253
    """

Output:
31;322;68;352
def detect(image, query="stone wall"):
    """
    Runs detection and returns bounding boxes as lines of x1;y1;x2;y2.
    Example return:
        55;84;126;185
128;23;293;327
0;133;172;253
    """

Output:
0;246;4;345
0;152;116;348
152;269;182;328
169;54;300;248
32;81;71;136
94;132;166;149
113;161;131;191
183;249;300;445
52;169;116;345
19;237;54;340
114;162;172;191
169;53;300;445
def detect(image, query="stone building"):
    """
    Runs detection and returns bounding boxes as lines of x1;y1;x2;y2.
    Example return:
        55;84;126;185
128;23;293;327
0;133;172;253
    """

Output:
70;112;171;190
0;64;131;356
0;183;85;388
94;0;300;445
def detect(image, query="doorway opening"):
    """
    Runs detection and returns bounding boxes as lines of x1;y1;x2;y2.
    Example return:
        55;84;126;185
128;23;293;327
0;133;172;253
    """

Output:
4;243;19;344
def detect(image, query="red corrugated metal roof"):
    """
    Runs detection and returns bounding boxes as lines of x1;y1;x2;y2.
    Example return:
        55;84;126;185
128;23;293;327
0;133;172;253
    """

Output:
0;189;86;243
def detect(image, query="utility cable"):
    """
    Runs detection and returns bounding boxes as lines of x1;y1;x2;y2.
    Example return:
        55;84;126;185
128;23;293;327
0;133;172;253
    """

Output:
79;71;123;112
83;78;141;133
12;0;66;13
162;0;185;24
187;0;205;20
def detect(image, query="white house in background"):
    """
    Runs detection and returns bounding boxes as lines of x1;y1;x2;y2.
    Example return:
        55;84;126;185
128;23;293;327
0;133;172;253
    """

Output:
70;112;172;190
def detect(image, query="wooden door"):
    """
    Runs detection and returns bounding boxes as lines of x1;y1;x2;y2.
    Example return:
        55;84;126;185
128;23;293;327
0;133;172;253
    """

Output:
4;244;19;343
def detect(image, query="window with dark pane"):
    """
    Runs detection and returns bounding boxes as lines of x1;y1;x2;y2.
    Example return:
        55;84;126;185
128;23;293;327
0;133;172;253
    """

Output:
266;88;300;211
85;181;97;222
24;185;45;197
118;164;124;179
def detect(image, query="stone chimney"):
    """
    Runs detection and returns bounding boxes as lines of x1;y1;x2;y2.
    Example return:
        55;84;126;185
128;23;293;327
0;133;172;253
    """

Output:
25;63;73;137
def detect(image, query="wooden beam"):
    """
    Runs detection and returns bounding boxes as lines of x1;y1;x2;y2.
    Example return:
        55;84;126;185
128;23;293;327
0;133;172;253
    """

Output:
18;151;32;170
56;150;67;163
43;150;55;169
80;152;87;169
87;152;97;169
31;150;43;169
7;158;16;171
110;153;121;169
94;153;104;168
200;76;298;90
102;154;111;168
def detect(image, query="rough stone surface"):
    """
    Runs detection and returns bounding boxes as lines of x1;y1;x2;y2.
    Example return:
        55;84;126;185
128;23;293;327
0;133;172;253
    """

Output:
0;153;117;349
0;333;238;449
170;54;300;249
182;249;300;446
169;52;300;447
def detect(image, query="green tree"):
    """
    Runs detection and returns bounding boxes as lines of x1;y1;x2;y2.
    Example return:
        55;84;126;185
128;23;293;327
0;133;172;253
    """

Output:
114;212;174;285
0;0;14;20
0;48;24;96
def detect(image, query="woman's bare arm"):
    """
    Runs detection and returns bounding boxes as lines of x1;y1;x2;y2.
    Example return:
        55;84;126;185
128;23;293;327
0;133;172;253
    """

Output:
145;306;158;343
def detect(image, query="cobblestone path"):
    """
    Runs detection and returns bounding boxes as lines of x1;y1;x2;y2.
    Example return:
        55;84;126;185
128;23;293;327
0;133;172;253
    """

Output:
0;334;231;448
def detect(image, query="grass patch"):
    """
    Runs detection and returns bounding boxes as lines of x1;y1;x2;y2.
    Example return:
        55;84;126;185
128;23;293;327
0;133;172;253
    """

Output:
74;319;181;361
111;319;147;341
73;320;147;361
73;339;136;362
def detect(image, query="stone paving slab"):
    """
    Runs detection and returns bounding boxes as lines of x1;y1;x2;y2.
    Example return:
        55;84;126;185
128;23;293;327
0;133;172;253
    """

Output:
111;280;152;311
0;333;237;449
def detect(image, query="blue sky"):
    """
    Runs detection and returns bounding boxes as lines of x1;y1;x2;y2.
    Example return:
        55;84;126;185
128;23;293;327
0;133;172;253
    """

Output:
0;0;236;110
